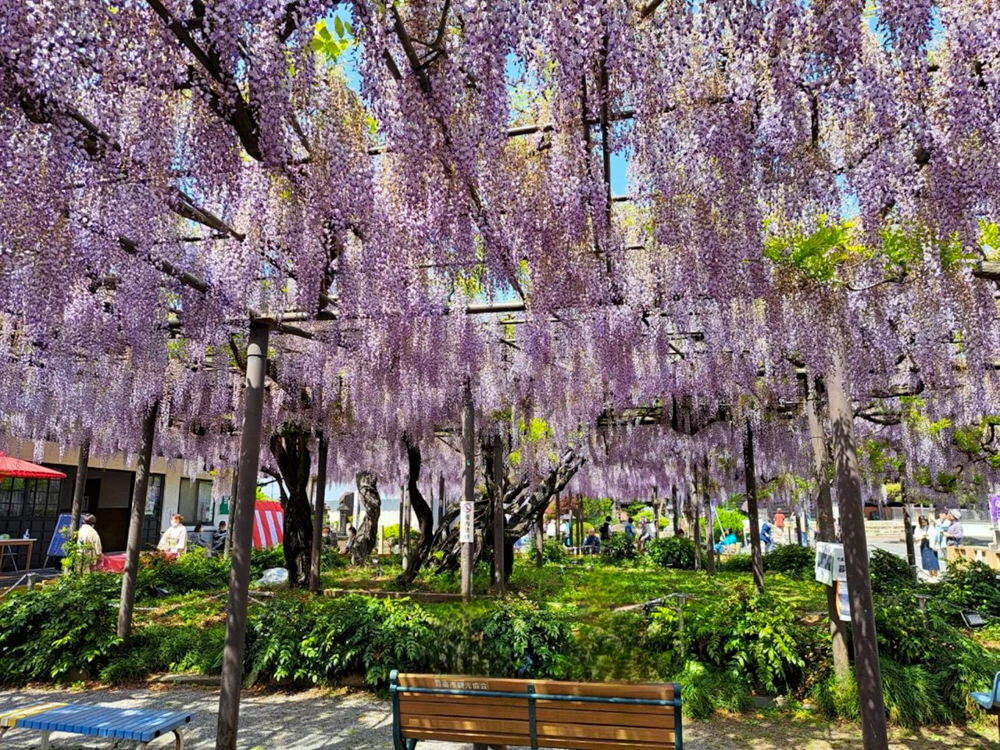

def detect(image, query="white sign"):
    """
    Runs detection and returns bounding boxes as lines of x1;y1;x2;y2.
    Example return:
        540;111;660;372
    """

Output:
836;580;852;622
460;501;474;543
815;542;848;586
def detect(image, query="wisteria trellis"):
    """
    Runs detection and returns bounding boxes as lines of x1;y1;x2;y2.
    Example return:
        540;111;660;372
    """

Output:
2;1;1000;501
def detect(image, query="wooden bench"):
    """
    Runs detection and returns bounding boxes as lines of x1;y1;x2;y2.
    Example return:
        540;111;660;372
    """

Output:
390;671;682;750
0;702;192;749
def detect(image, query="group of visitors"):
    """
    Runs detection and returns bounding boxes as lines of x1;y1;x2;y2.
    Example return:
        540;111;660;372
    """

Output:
915;509;965;575
321;525;357;553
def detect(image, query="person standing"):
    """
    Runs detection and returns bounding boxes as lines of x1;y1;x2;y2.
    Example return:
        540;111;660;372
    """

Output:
934;510;950;551
599;516;612;542
915;515;939;577
76;514;104;572
773;508;786;545
157;514;188;555
212;520;228;553
944;509;964;547
624;517;635;539
638;517;655;553
760;518;774;552
344;525;357;554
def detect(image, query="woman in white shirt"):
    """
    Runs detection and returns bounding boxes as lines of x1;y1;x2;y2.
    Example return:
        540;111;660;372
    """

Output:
76;513;104;572
157;514;188;555
915;515;939;577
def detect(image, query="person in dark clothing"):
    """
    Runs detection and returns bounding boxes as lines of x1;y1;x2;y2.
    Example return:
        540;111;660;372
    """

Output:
599;516;612;541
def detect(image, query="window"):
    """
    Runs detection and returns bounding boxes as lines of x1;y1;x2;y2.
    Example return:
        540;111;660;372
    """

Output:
178;479;214;524
146;475;164;517
0;477;62;517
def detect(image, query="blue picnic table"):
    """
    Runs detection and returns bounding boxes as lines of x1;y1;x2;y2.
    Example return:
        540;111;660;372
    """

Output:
0;701;192;749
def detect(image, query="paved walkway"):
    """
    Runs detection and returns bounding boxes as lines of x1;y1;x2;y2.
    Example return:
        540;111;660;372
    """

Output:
0;686;990;749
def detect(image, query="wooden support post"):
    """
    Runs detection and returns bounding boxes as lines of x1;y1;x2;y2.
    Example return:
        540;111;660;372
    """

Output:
535;508;544;568
401;482;410;570
309;434;328;593
555;493;562;542
827;352;888;750
438;473;446;529
901;480;917;583
492;434;505;592
804;375;849;678
692;460;702;571
217;320;270;750
117;399;159;641
461;381;474;603
672;485;679;537
744;421;765;592
69;438;90;535
653;487;660;540
703;455;715;575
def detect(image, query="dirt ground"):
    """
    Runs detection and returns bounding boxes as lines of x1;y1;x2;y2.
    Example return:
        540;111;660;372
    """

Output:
0;685;994;749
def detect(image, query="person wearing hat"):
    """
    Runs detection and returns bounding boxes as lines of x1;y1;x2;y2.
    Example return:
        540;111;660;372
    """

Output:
944;509;964;547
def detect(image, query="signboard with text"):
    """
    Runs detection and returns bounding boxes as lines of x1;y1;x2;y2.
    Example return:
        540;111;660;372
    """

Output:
815;542;848;586
459;501;474;543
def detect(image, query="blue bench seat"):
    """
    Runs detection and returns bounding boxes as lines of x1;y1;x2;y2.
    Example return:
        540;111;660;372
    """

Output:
0;702;192;749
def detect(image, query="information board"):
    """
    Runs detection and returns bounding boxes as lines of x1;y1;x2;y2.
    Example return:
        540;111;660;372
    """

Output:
46;514;74;558
815;542;848;586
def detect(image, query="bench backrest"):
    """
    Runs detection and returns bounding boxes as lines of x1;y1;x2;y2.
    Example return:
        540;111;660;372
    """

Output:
390;672;681;750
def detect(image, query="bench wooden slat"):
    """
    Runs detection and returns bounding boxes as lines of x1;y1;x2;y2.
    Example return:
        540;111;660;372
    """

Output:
401;727;672;750
395;674;675;701
400;699;675;728
399;693;675;717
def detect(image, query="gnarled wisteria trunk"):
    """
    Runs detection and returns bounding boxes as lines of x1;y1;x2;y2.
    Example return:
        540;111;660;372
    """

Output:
269;426;313;589
396;437;436;586
352;471;381;565
432;450;584;579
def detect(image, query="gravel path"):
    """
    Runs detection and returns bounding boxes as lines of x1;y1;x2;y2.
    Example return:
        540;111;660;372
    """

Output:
0;686;990;749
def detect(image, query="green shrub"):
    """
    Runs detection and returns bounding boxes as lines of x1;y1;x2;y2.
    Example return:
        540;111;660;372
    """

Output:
471;598;572;678
645;537;695;570
939;559;1000;618
869;548;915;594
0;574;122;684
678;660;752;719
246;594;438;686
600;532;637;563
717;554;753;573
687;583;807;693
541;539;566;563
136;551;230;597
867;590;1000;724
762;544;814;578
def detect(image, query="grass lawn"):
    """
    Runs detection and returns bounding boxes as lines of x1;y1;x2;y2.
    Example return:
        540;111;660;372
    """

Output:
318;551;828;621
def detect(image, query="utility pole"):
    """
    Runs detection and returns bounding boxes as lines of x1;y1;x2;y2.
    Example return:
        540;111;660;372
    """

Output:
827;352;889;750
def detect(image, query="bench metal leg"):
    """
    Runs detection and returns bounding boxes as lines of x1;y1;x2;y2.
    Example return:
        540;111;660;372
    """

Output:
39;731;50;750
0;726;8;745
174;728;184;750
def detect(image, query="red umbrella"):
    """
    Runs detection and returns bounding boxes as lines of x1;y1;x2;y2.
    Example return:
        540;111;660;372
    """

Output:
0;451;67;480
